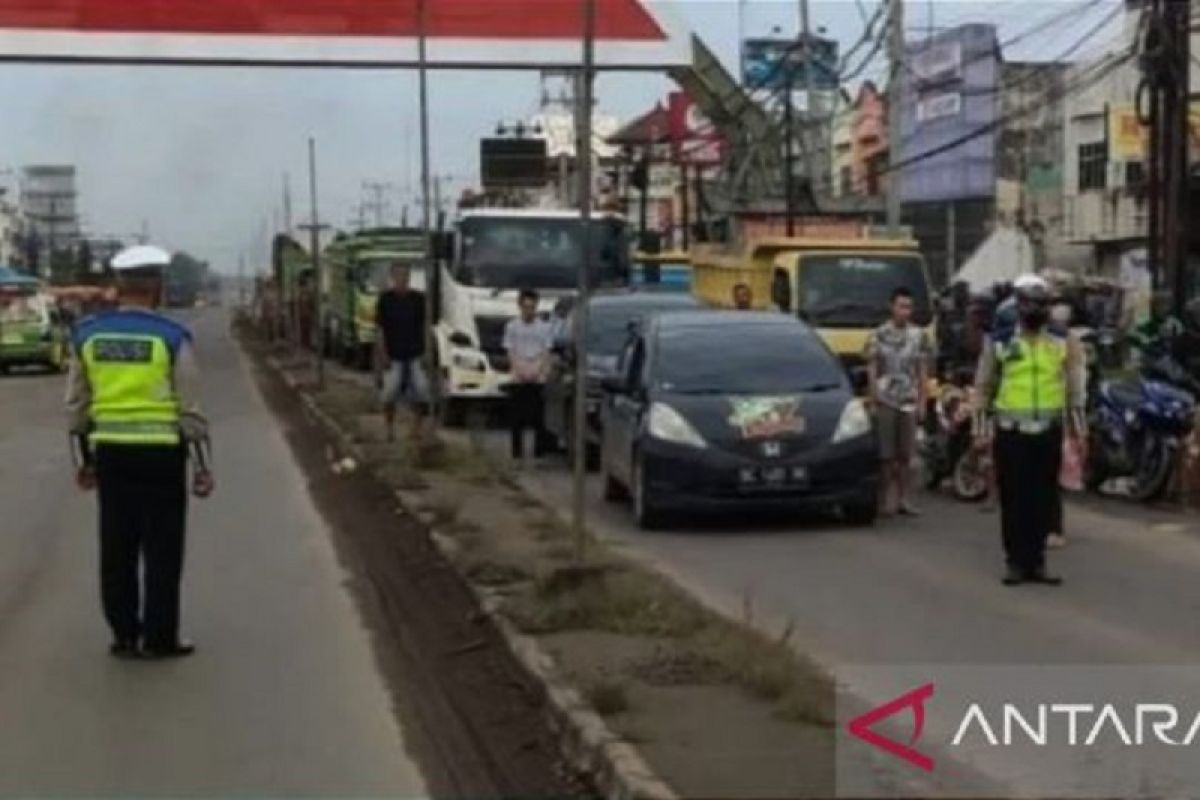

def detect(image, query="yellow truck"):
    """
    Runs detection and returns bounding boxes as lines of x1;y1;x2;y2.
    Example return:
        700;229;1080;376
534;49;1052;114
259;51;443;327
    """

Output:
691;236;935;372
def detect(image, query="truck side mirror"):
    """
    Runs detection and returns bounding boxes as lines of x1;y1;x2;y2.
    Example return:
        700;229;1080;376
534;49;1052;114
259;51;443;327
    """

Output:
431;232;454;261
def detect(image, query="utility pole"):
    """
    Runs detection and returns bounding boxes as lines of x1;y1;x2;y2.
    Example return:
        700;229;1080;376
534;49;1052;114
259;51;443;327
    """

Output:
283;172;293;232
363;180;394;227
799;0;818;208
418;0;438;421
299;137;330;390
887;0;905;234
1143;0;1191;314
784;69;797;236
572;0;597;563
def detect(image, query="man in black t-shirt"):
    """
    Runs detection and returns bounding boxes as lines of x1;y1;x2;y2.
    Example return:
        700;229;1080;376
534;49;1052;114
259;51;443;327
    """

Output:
375;263;429;443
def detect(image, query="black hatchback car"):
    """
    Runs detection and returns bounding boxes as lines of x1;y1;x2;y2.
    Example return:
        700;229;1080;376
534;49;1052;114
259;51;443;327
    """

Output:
544;290;701;467
599;311;879;529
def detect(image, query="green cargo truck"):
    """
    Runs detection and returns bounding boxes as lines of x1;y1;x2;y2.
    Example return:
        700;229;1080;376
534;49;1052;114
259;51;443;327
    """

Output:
324;227;426;370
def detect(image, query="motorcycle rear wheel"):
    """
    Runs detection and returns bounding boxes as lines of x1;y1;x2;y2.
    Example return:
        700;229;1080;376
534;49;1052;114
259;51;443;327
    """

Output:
1131;434;1175;503
953;449;989;502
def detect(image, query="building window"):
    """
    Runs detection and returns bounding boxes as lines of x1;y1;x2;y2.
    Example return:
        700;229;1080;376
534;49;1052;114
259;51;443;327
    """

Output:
1078;142;1107;191
1125;160;1146;191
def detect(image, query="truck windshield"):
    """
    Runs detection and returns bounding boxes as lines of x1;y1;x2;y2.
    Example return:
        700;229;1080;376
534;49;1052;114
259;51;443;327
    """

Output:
359;257;423;291
0;293;47;325
799;255;932;327
457;217;630;290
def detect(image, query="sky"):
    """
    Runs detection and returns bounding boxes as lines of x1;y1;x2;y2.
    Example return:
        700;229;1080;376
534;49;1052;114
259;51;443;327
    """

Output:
0;0;1123;273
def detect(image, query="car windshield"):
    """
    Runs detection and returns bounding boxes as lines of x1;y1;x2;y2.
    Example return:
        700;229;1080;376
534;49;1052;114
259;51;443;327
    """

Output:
457;217;630;290
586;300;694;356
655;323;846;394
799;255;932;327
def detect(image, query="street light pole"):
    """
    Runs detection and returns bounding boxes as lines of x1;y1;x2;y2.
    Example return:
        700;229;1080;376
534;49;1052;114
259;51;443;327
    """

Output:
887;0;905;234
418;0;439;422
306;137;326;390
572;0;597;563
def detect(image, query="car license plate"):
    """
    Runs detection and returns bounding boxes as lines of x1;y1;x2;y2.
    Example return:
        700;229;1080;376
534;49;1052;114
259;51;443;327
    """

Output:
739;465;808;489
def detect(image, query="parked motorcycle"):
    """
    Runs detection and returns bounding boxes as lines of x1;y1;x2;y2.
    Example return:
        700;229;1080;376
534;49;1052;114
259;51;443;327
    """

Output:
920;370;989;502
1085;372;1197;502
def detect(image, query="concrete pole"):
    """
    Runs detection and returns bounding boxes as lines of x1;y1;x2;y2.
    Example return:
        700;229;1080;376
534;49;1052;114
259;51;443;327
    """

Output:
307;137;325;390
572;0;597;563
887;0;905;234
799;0;819;201
418;0;439;420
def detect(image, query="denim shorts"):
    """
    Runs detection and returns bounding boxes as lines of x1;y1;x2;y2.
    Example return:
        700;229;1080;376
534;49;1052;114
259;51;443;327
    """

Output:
380;359;430;409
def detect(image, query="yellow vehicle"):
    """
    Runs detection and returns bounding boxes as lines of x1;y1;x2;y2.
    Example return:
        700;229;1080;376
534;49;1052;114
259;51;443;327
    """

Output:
692;236;935;371
632;250;692;292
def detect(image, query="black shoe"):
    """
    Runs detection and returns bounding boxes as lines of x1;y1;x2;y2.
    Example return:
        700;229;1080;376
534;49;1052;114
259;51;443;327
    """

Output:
1027;567;1063;586
141;640;196;660
1002;566;1025;586
109;639;141;659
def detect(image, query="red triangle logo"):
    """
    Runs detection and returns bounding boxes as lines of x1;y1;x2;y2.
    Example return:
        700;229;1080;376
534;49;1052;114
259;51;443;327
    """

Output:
847;683;935;772
0;0;666;41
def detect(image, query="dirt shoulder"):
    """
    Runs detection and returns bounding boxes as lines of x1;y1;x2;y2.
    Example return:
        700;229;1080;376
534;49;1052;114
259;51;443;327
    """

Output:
244;328;837;799
245;337;587;799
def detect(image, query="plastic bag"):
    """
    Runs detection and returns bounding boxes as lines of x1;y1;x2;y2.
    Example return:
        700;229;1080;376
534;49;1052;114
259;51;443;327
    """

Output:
1060;436;1084;492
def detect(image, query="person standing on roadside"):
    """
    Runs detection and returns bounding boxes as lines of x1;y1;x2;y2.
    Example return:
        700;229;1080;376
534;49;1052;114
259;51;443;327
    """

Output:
504;288;553;467
974;274;1086;586
732;283;754;311
375;262;430;444
866;287;931;516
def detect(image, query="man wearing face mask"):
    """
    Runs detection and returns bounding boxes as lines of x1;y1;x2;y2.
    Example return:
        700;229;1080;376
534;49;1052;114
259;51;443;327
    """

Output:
974;274;1086;586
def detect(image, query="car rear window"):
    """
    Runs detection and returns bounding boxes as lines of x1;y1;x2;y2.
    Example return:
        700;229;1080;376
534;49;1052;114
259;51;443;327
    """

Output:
655;321;845;394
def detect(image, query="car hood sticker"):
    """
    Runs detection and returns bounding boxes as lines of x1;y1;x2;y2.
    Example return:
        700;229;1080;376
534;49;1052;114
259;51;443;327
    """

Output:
727;396;805;439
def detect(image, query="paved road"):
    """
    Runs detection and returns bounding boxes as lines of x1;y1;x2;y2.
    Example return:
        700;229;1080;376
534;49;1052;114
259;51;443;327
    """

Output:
509;451;1200;668
0;309;426;796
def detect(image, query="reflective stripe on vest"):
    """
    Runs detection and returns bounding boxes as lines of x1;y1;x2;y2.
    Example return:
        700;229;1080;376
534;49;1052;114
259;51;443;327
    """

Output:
82;333;181;446
994;335;1067;424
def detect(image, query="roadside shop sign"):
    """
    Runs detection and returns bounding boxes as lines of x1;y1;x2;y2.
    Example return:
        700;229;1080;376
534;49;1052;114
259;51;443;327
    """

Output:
0;0;691;69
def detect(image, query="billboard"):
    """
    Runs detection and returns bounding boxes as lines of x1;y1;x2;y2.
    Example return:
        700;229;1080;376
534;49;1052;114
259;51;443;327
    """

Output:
0;0;691;68
1109;104;1200;161
667;91;724;166
480;139;548;190
899;24;999;204
742;35;838;91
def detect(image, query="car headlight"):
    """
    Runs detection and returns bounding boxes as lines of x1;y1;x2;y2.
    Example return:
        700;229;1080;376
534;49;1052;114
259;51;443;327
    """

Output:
832;398;873;444
647;402;707;449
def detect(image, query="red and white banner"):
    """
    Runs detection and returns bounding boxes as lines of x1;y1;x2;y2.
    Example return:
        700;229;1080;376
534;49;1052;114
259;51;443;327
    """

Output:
667;91;724;166
0;0;690;68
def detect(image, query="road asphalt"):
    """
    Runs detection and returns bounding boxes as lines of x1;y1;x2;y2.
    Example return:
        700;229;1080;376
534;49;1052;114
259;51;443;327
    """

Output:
0;309;426;796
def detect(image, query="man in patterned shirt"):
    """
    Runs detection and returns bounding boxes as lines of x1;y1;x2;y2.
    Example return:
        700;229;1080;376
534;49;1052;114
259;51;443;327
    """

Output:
866;287;932;516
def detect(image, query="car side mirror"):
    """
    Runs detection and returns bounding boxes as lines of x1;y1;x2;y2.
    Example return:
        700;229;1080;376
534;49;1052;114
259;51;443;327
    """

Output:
600;375;627;395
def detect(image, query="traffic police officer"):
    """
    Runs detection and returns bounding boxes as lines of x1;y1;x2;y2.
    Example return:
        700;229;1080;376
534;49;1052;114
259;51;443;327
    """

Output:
974;274;1086;586
66;247;212;659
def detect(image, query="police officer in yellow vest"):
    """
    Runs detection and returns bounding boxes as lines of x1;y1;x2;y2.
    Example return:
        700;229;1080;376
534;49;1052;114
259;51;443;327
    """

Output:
65;247;212;659
974;274;1086;586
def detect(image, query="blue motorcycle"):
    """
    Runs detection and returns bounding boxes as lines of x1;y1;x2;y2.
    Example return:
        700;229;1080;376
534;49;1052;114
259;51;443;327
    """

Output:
1086;363;1197;502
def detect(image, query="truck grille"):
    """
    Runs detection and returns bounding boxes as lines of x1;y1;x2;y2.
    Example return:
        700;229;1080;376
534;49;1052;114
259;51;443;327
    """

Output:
475;315;510;372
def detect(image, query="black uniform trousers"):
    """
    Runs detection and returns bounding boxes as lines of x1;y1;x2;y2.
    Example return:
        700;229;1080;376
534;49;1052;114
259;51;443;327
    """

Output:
95;444;188;648
994;425;1062;572
508;382;551;459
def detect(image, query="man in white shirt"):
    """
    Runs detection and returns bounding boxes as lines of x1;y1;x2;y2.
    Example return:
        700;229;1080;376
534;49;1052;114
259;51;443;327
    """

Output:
503;288;553;464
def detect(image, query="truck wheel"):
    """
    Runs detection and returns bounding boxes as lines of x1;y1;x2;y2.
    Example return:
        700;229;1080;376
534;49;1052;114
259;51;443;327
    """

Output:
440;398;466;428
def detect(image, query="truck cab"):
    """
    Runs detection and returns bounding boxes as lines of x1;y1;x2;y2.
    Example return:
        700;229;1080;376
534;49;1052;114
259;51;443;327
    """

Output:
431;209;631;421
692;237;935;378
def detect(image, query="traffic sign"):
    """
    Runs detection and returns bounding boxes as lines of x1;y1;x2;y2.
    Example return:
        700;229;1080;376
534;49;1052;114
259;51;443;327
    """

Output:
0;0;691;68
